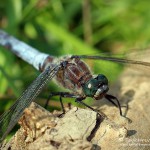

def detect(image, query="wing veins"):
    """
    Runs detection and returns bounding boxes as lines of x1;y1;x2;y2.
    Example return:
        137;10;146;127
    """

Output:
72;55;150;67
0;64;60;142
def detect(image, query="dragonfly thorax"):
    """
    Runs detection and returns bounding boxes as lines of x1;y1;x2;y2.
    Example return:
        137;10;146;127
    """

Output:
82;74;109;100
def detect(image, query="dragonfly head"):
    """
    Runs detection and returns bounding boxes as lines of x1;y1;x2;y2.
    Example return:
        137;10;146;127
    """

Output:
82;74;109;100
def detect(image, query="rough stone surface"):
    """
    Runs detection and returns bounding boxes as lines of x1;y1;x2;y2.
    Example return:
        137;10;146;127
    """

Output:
0;102;128;150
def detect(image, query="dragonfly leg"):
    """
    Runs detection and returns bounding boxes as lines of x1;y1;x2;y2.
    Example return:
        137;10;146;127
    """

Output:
105;94;132;123
87;113;104;142
45;92;71;108
105;94;122;116
45;92;77;113
59;96;65;114
75;98;101;116
44;93;54;109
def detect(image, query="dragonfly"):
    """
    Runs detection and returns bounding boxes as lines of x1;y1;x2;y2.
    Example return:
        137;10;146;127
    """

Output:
0;52;150;142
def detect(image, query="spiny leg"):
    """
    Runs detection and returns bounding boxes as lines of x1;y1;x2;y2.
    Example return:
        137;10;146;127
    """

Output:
44;93;55;109
105;94;132;122
44;92;72;108
75;98;102;116
59;96;65;114
45;92;77;114
105;94;122;116
87;113;104;141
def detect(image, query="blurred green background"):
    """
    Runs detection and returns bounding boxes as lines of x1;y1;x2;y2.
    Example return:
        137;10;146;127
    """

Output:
0;0;150;119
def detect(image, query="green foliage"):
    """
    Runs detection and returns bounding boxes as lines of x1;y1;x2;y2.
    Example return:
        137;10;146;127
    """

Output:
0;0;150;112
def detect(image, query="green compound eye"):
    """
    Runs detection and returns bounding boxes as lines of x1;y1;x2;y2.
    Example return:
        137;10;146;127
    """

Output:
96;74;108;85
82;74;108;97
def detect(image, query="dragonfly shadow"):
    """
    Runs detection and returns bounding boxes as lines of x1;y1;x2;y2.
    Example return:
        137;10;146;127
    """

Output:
119;89;135;116
127;130;137;136
91;144;101;150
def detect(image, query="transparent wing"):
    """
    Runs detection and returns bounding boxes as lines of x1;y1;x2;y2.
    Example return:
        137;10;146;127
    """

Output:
71;52;150;75
0;64;60;142
72;55;150;67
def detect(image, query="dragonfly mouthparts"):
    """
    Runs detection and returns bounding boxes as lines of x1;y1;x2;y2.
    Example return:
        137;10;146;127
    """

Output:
94;85;109;100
